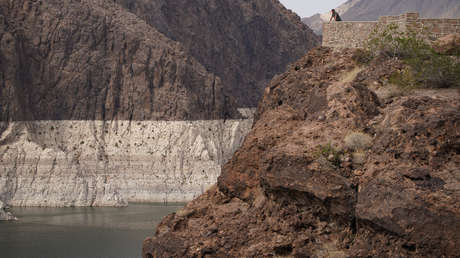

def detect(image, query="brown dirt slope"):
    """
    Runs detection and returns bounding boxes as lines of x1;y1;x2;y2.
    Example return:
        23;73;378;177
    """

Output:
143;47;460;257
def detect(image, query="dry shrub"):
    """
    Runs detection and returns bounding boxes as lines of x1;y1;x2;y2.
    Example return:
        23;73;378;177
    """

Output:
344;132;373;151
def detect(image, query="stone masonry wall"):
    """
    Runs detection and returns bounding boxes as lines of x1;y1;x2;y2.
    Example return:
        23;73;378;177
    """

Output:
323;12;460;48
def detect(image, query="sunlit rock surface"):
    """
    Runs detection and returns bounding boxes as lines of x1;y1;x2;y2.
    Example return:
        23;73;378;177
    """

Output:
0;117;253;207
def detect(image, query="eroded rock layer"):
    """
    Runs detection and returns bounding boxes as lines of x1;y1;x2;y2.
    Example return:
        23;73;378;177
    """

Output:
143;48;460;257
0;118;252;206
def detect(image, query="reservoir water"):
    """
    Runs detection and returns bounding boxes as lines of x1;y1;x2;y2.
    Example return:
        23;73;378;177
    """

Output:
0;203;183;258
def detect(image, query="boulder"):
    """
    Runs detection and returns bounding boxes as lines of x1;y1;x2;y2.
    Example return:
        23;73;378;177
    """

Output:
0;200;17;221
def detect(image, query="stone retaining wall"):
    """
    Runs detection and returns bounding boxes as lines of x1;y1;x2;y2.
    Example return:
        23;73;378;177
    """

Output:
323;12;460;48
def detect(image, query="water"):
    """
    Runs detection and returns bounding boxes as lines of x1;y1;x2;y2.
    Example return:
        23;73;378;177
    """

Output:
0;203;183;258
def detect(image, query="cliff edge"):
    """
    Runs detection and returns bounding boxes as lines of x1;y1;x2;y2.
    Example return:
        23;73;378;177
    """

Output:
143;47;460;257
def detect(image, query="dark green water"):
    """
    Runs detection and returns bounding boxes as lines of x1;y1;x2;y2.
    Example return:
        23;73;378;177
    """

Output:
0;203;183;258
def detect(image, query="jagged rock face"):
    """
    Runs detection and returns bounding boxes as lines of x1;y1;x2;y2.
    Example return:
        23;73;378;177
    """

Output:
0;0;264;207
118;0;320;107
0;0;239;121
143;48;460;257
0;0;317;206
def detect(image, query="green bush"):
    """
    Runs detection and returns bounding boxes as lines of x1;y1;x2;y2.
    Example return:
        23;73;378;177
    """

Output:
352;48;373;65
388;67;417;89
314;143;341;167
365;24;460;89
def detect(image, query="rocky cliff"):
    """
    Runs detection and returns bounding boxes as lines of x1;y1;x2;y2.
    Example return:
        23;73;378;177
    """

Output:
118;0;319;107
303;0;460;35
0;0;240;206
0;0;239;121
0;119;253;206
143;47;460;257
0;0;317;207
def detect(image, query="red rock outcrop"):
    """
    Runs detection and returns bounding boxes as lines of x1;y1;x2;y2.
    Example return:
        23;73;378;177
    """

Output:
143;47;460;257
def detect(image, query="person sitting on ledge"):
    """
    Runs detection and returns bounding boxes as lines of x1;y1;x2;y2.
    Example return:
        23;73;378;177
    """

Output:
329;9;342;22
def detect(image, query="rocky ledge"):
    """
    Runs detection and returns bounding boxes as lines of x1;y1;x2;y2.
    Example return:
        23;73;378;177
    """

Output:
143;47;460;257
0;200;16;221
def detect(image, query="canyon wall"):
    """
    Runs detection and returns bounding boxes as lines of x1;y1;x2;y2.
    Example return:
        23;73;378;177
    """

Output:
118;0;320;107
0;0;317;206
0;0;240;122
0;117;253;206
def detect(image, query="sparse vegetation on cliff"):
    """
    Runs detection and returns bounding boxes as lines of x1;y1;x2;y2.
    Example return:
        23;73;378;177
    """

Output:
314;143;342;168
362;24;460;89
344;132;373;151
344;132;373;166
